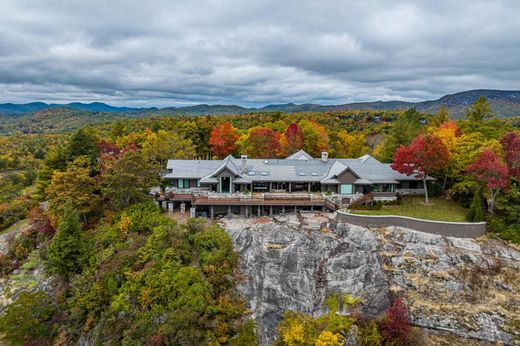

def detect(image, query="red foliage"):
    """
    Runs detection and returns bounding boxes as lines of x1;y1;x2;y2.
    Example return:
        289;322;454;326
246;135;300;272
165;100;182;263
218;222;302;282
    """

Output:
466;149;509;191
148;335;166;346
380;298;411;342
28;207;55;236
99;140;121;157
245;127;281;158
209;122;239;159
281;123;304;155
391;135;449;179
501;131;520;179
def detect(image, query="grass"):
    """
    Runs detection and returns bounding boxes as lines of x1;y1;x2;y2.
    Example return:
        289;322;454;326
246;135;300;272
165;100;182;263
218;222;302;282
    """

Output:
350;196;470;222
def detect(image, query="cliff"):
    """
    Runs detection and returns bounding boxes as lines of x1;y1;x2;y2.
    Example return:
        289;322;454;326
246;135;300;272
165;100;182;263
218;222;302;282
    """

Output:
220;212;520;345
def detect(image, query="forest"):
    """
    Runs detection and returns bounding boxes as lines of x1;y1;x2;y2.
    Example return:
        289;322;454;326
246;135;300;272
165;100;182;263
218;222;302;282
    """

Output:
0;96;518;345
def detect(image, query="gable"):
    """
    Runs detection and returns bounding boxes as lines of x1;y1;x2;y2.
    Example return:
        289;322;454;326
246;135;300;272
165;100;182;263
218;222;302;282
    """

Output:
337;169;358;184
214;167;236;178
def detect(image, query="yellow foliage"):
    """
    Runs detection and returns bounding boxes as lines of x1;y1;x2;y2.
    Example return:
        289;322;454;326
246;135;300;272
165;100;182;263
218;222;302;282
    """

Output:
118;215;132;241
315;330;343;346
282;321;306;346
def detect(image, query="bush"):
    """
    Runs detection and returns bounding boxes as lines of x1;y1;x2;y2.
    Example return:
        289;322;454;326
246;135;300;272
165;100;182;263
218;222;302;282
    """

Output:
0;196;38;231
0;254;15;277
0;290;57;346
8;228;41;261
379;298;411;344
350;201;382;210
467;189;485;222
356;320;383;346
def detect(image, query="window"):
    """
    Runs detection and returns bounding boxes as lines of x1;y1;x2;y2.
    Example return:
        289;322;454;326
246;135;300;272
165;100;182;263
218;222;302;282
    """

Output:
178;179;190;188
248;171;255;176
340;184;353;194
311;172;318;176
261;171;269;176
298;172;306;176
372;184;395;192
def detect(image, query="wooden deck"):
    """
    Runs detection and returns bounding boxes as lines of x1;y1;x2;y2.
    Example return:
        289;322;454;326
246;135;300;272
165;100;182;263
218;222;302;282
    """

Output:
192;196;327;207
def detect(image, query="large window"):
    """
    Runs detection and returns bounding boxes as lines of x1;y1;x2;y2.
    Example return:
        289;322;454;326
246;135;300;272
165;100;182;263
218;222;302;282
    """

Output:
340;184;353;194
178;179;190;189
220;177;232;193
372;184;395;192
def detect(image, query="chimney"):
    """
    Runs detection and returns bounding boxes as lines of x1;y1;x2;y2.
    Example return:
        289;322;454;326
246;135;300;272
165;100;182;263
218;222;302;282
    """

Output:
321;152;328;162
241;155;248;172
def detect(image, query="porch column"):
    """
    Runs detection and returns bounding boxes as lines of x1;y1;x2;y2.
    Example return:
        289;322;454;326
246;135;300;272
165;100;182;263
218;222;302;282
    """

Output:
270;206;273;216
228;205;231;215
282;206;285;214
269;182;272;192
288;183;292;193
257;206;261;217
308;182;311;192
294;206;297;213
245;206;249;218
210;205;214;220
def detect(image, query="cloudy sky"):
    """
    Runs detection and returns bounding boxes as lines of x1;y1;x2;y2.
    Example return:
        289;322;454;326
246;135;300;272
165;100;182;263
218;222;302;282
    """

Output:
1;0;519;107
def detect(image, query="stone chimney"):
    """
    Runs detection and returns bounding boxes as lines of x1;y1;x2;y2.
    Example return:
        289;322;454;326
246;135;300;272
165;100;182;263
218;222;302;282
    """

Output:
321;152;328;162
241;155;248;172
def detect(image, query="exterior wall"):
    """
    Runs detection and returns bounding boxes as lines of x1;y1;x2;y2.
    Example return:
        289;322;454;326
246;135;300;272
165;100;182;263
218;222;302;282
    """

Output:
337;170;357;184
336;211;486;238
396;188;425;196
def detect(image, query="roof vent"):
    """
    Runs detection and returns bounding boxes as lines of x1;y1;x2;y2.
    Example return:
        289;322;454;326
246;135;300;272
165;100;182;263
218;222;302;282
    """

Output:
264;160;269;164
311;172;318;176
298;172;306;176
321;152;328;162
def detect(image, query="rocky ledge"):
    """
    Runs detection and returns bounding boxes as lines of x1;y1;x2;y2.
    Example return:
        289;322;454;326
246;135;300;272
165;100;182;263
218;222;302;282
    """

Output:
219;212;520;345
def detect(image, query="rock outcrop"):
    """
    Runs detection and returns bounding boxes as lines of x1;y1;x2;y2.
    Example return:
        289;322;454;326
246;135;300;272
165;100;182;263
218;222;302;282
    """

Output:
219;212;520;345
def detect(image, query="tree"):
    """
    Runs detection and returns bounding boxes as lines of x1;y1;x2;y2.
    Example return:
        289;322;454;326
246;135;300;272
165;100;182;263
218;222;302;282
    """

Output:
280;123;304;156
0;290;56;345
66;126;100;163
299;120;329;157
47;202;86;278
46;157;101;223
466;149;509;215
332;130;368;158
467;188;485;222
464;96;495;122
142;129;196;165
429;106;450;128
428;120;461;190
375;109;422;162
501;131;520;179
36;144;68;199
209;122;239;159
101;148;160;210
391;135;449;204
240;127;281;158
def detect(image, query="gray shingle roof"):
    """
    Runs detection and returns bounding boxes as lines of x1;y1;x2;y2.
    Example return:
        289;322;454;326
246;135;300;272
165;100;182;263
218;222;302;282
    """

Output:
165;154;428;183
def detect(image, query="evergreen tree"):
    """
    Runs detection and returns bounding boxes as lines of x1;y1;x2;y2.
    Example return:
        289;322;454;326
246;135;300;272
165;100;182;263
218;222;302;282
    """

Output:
47;202;86;278
468;188;485;222
66;126;100;163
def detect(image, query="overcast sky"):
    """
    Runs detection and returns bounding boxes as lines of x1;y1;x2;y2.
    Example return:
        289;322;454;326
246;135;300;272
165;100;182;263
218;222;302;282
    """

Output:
1;0;519;107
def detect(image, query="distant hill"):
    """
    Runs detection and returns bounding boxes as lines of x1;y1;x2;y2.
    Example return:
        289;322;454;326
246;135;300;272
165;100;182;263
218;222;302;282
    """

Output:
0;102;152;115
1;89;520;117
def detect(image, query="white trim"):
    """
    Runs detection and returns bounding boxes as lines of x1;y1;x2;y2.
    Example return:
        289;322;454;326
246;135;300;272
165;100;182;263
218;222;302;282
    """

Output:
338;210;486;225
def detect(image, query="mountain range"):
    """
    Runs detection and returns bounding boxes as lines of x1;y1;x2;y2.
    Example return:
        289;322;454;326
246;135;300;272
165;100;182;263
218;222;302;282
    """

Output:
1;89;520;117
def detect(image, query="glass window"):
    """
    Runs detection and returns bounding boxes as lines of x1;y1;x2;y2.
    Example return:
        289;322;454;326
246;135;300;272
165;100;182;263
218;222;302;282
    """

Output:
372;184;395;192
340;184;353;194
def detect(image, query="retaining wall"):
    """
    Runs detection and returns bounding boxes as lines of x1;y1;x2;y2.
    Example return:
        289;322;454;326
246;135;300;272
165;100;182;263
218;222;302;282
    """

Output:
336;211;486;238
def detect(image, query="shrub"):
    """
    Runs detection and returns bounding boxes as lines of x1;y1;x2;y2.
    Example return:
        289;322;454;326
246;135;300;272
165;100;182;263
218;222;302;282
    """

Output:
356;320;383;346
467;189;485;222
379;298;411;344
0;254;14;276
0;290;57;346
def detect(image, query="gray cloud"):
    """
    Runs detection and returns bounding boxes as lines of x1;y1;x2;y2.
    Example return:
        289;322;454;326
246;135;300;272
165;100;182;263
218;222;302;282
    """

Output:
0;0;519;107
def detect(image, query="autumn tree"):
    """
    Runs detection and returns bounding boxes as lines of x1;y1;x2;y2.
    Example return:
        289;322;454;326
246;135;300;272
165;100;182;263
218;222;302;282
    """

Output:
332;130;368;158
466;149;509;214
142;129;196;165
240;127;281;158
501;131;520;179
101;148;160;210
280;123;304;156
46;157;101;223
391;135;449;204
428;120;461;190
209;121;240;159
36;144;68;199
299;120;329;157
380;299;411;344
47;202;87;278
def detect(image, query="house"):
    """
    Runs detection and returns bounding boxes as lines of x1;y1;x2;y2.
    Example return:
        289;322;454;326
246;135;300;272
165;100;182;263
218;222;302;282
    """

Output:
160;150;430;218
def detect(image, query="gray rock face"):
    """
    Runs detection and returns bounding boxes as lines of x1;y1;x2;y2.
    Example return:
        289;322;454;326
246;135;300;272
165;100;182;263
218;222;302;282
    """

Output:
219;212;520;346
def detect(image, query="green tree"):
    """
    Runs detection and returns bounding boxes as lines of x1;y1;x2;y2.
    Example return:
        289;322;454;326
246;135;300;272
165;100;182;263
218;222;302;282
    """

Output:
429;106;450;128
0;290;56;345
36;143;68;199
468;188;485;222
142;129;196;165
66;126;100;163
374;109;422;162
47;202;86;278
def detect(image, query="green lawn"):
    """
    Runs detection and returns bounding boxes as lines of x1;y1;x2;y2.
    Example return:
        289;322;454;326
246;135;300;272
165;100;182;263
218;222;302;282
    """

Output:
349;196;470;222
